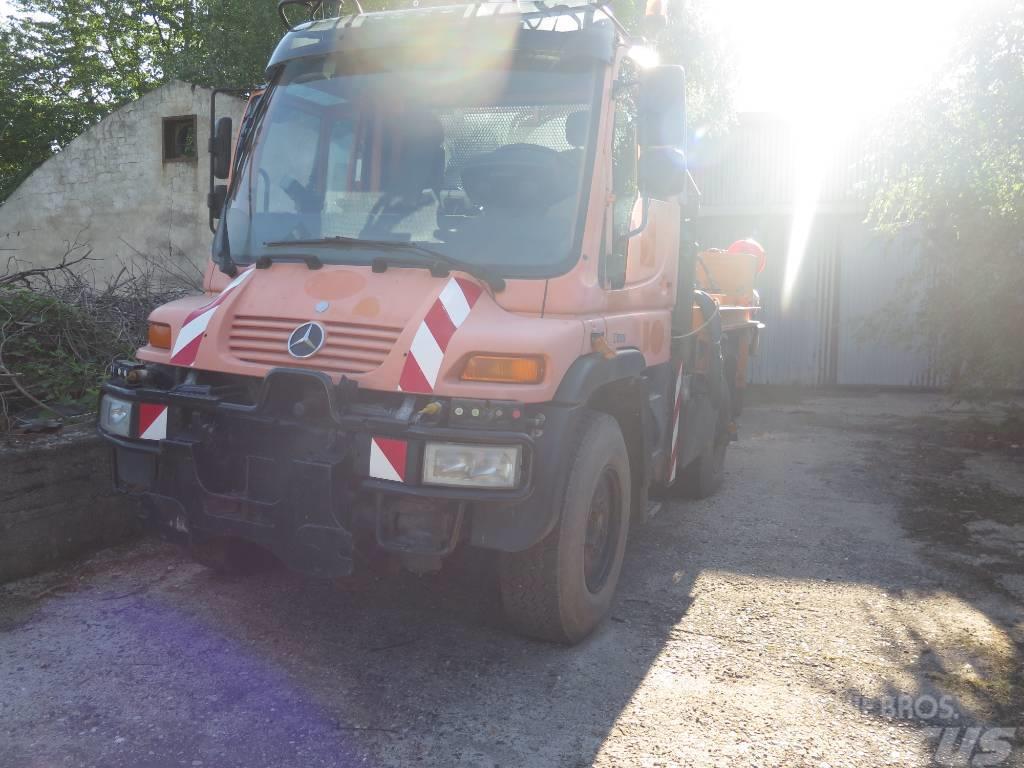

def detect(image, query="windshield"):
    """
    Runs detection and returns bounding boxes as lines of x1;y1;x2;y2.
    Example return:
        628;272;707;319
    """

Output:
222;55;600;275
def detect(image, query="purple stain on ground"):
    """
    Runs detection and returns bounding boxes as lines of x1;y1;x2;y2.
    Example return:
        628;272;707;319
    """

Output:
5;590;374;768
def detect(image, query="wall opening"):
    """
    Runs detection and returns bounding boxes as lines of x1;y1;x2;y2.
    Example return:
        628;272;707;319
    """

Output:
162;115;198;162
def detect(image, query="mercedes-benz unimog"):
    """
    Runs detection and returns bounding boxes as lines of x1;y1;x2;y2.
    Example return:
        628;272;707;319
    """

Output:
98;0;763;643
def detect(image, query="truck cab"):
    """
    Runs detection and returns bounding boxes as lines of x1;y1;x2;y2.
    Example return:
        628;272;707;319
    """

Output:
99;0;761;644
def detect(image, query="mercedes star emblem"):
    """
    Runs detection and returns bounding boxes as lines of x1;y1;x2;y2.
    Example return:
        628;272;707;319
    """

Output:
287;322;326;359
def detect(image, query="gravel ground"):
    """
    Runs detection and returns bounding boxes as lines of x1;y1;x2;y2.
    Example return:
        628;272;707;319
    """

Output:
2;392;1022;768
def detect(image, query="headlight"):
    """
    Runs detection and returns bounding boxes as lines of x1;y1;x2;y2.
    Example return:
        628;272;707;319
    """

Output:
99;395;133;437
422;442;522;489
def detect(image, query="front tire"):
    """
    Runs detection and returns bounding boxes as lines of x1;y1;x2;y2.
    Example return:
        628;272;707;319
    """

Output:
499;412;631;644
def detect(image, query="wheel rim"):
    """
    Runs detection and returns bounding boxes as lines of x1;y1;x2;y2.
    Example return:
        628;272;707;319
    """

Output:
584;467;621;594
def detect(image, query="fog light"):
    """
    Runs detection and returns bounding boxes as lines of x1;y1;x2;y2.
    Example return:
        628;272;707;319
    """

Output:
100;395;134;437
422;442;522;489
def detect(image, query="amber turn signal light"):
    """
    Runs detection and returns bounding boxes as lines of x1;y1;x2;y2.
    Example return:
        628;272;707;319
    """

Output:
460;355;545;384
148;322;172;350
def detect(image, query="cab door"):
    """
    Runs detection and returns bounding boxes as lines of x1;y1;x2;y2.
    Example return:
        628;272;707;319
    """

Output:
602;87;678;366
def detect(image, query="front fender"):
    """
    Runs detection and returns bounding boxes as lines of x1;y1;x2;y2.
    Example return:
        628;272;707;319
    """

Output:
552;349;647;405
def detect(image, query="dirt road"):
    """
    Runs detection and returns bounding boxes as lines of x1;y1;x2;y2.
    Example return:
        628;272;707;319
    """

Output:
2;393;1022;767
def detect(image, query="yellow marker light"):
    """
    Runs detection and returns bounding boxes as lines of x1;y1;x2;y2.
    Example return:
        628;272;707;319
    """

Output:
460;355;545;384
148;322;172;350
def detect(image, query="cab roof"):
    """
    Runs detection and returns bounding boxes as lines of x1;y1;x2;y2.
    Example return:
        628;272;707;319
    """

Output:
268;1;621;75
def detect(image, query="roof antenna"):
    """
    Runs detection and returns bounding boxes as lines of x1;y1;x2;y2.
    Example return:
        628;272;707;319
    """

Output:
278;0;361;30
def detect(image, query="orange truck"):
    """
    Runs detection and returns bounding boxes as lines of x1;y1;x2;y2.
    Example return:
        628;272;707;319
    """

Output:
98;0;762;643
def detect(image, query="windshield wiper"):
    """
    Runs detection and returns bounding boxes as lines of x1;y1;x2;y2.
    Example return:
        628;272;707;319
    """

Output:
253;253;323;270
264;236;506;292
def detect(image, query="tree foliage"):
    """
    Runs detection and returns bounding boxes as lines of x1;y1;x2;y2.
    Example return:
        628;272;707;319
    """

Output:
1;0;188;199
867;0;1024;392
156;0;282;89
0;0;279;201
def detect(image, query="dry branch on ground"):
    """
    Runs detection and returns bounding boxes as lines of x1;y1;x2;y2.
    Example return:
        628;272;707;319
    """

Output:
0;239;196;430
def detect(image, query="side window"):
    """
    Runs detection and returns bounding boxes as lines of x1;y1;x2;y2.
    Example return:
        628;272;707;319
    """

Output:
611;98;638;252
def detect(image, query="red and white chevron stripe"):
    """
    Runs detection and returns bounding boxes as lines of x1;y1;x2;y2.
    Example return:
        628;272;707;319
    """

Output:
169;268;254;366
138;403;168;441
369;436;408;483
398;276;483;393
667;359;685;485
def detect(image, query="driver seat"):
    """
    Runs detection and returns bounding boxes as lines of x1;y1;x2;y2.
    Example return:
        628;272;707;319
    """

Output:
559;110;589;174
383;112;445;203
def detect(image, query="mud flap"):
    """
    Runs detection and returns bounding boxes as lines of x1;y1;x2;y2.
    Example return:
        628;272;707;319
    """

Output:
676;392;717;471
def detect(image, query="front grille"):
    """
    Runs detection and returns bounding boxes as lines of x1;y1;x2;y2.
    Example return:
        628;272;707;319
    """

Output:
228;315;403;376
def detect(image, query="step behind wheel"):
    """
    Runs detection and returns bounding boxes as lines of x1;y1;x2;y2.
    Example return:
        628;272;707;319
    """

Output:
190;535;277;576
499;412;631;644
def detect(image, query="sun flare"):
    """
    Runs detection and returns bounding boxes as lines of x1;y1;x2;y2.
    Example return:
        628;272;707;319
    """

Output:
705;0;972;307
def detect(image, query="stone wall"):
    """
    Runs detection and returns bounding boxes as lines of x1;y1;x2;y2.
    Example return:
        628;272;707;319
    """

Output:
0;81;246;280
0;426;138;583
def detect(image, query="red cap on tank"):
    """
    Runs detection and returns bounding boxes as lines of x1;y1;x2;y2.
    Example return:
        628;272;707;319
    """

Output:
727;238;767;274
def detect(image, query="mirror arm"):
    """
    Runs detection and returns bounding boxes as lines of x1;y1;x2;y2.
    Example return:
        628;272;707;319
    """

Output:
212;220;238;278
621;196;651;242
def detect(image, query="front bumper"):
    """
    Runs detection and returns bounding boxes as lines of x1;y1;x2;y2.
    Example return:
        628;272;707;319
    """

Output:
100;369;580;577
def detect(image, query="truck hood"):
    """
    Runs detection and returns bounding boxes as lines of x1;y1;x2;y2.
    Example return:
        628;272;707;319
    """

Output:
141;263;588;403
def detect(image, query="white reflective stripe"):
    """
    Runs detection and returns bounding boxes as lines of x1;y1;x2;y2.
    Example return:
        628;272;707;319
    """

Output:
223;267;253;293
668;421;681;482
168;269;252;359
668;362;684;483
140;408;168;441
170;306;218;357
438;278;471;327
369;439;402;482
409;321;444;387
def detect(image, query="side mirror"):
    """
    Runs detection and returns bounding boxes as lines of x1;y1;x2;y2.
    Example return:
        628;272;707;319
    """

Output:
638;65;686;148
207;183;227;219
211;116;233;180
639;147;688;200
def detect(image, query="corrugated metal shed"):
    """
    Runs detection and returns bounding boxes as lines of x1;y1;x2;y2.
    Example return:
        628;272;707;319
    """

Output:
834;222;942;387
692;114;939;387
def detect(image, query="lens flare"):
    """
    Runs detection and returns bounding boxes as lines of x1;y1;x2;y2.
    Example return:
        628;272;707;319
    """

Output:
628;45;661;69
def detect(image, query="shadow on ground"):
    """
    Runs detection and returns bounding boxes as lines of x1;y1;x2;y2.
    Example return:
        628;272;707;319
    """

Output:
2;393;1022;767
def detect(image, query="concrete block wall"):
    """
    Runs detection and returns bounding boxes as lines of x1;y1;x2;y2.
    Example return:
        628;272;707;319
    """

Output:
0;81;246;281
0;426;138;583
